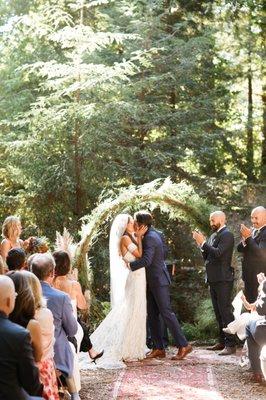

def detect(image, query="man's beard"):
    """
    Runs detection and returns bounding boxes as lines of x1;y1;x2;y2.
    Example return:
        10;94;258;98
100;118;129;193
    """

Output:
211;223;220;232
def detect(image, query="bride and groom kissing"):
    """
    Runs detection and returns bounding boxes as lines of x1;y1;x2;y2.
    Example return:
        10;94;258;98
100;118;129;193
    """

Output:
85;210;192;369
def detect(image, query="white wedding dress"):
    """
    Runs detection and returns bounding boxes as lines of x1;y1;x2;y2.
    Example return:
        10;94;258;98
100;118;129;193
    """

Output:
79;242;147;370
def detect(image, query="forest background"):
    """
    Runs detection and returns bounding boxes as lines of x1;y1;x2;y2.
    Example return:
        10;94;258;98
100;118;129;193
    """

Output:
0;0;265;339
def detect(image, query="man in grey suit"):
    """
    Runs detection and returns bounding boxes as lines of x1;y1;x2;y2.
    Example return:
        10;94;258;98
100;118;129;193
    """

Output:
0;275;43;400
237;206;266;303
31;254;79;400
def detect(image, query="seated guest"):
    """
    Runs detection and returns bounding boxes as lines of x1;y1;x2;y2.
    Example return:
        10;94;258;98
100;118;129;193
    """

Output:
6;248;27;271
0;275;43;400
7;271;43;362
23;271;59;400
246;278;266;383
31;254;80;400
261;345;266;380
0;216;23;261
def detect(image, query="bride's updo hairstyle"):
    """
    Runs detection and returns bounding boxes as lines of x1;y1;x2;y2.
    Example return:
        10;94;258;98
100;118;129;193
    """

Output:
53;250;71;277
134;211;153;227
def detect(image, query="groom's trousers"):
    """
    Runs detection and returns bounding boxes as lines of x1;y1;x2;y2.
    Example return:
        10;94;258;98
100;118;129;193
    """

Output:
147;284;188;349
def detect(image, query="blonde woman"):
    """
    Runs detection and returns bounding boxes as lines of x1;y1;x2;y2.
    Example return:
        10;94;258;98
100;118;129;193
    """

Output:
23;271;59;400
1;216;23;261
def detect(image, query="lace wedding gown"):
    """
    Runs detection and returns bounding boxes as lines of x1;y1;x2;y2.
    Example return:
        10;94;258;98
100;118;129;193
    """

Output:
79;243;147;369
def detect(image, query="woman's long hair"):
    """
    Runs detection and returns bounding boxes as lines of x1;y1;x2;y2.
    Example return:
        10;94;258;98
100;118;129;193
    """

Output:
7;271;35;328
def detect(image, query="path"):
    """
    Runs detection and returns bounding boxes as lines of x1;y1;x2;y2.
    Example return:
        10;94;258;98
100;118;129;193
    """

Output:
80;347;266;400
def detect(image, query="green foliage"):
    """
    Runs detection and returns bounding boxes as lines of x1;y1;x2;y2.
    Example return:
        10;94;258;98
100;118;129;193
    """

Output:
182;298;219;341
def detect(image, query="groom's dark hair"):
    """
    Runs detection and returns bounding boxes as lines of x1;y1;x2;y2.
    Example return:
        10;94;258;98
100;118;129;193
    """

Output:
134;211;153;227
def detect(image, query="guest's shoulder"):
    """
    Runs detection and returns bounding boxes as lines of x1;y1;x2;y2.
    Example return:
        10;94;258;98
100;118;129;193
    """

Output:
0;318;29;340
42;282;70;301
222;228;234;237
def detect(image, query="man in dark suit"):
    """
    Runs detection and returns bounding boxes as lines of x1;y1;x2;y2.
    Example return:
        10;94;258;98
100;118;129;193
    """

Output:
193;211;236;355
31;254;79;400
0;275;43;400
237;206;266;303
130;211;192;360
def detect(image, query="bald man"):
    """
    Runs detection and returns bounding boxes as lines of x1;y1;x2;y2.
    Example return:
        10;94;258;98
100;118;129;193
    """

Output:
0;276;43;400
193;211;236;355
237;206;266;303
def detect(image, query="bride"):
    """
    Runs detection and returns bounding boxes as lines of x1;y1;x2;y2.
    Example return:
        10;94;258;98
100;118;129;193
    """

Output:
79;213;147;369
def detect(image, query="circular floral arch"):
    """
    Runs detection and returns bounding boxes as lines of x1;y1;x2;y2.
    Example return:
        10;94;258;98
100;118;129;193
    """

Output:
75;178;213;291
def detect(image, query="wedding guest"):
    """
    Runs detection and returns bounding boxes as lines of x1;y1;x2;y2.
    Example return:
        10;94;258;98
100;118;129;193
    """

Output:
31;253;80;400
246;278;266;383
0;216;23;261
193;211;236;355
24;236;49;256
237;206;266;303
6;248;27;271
7;271;43;362
23;270;59;400
53;251;104;362
0;275;43;400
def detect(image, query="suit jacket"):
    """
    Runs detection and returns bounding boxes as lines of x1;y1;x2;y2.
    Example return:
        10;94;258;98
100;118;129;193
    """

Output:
41;282;77;377
0;312;43;400
201;227;235;283
130;227;171;287
237;226;266;281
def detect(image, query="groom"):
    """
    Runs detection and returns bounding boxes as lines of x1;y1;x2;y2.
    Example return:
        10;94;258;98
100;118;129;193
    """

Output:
130;211;192;360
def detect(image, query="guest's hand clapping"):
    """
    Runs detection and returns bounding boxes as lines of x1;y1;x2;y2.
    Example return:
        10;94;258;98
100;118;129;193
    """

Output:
192;230;206;246
240;224;252;240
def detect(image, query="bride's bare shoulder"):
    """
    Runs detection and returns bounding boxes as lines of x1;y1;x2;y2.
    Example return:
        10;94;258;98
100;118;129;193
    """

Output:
120;235;131;244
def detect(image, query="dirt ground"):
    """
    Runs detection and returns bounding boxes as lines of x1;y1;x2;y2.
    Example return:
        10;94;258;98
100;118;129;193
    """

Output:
79;347;266;400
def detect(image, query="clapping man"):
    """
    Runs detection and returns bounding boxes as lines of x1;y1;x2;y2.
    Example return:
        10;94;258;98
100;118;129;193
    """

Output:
192;211;236;355
237;206;266;303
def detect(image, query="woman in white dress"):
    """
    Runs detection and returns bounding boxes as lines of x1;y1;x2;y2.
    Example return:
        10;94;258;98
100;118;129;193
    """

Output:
80;213;147;369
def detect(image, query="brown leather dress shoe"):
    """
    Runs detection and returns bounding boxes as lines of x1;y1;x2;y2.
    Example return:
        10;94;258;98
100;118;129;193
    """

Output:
145;349;166;359
206;343;225;351
251;373;263;383
218;346;236;356
171;344;192;360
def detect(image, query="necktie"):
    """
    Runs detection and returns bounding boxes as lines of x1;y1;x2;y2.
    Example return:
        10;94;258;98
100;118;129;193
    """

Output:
252;229;259;239
210;232;217;246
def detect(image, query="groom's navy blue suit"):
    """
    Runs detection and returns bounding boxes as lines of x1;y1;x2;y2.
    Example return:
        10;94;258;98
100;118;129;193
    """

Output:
130;227;188;349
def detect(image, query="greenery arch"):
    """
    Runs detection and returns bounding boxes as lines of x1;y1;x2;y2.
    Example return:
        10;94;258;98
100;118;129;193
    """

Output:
75;178;213;291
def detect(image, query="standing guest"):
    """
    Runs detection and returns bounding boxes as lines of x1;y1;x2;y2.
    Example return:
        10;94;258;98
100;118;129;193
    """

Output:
31;253;80;400
52;251;104;362
23;271;59;400
0;216;23;261
7;271;43;362
193;211;236;355
246;278;266;383
237;206;266;303
6;248;27;271
0;275;43;400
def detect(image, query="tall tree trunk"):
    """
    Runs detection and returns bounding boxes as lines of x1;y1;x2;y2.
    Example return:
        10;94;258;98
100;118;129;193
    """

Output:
260;85;266;180
246;52;256;182
73;1;84;218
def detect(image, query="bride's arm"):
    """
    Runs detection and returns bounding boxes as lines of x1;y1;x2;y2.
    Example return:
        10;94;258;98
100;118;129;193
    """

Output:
120;228;147;259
